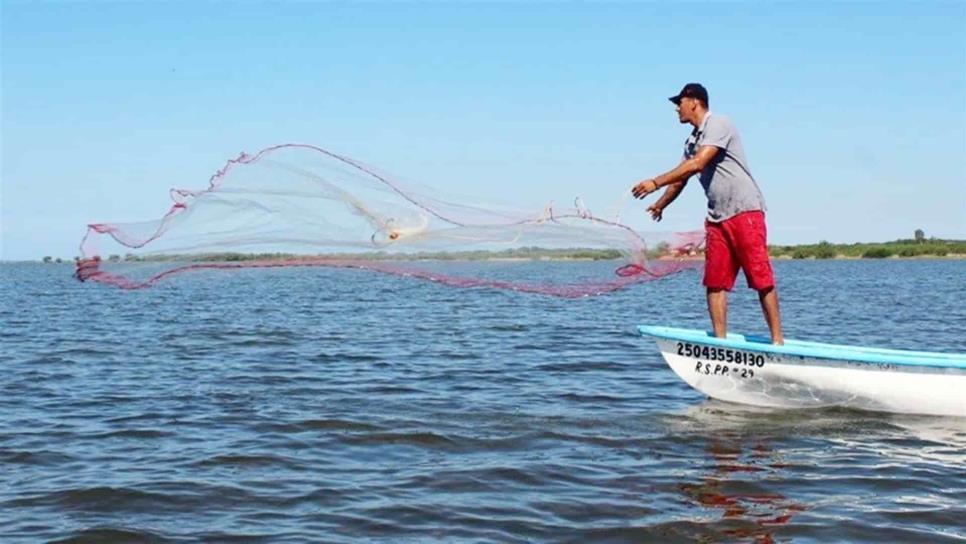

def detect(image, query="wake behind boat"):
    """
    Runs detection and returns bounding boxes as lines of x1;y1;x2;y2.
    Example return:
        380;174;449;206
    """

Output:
638;326;966;417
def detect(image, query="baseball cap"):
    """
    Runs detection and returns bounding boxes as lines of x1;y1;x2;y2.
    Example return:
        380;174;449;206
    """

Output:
668;83;708;105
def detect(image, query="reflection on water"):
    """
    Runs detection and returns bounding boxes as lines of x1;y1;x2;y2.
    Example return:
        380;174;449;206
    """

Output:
681;437;806;544
669;400;966;543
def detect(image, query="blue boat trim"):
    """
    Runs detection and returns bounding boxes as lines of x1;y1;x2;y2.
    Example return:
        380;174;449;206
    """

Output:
637;326;966;370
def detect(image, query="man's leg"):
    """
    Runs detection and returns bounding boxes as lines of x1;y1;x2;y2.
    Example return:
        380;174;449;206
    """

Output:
728;211;783;345
707;288;728;338
703;219;738;338
758;287;783;345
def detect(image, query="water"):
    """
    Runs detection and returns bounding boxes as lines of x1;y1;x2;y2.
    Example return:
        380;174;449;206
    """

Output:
2;259;964;543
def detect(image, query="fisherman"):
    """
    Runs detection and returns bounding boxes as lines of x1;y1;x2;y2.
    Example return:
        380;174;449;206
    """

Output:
632;83;783;345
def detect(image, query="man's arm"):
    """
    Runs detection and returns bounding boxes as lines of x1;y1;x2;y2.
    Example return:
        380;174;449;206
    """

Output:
646;181;687;221
632;145;720;199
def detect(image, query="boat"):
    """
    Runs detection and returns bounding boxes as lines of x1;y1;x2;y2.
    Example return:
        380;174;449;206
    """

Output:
638;326;966;417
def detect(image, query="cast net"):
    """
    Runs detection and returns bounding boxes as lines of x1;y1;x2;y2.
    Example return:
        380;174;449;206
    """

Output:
75;144;703;297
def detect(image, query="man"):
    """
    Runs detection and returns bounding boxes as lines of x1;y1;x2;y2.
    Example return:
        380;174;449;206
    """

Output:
631;83;783;344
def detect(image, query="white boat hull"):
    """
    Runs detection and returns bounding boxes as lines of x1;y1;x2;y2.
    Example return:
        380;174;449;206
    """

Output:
654;338;966;417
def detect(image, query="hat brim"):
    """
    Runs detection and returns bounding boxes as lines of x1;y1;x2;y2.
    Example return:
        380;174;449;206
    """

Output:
668;95;683;105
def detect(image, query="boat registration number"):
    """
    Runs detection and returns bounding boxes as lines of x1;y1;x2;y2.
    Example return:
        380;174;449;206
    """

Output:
694;361;755;379
676;342;765;367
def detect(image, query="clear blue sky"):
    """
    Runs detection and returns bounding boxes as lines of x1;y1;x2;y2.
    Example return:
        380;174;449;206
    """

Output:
3;1;964;260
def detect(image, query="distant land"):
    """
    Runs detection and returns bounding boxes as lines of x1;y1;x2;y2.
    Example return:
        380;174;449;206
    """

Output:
768;238;965;260
26;238;966;264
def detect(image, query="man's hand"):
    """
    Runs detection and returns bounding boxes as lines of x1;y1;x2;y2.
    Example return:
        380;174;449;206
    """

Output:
647;203;664;222
632;179;659;199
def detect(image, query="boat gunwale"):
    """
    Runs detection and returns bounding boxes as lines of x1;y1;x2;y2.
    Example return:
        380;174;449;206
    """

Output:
638;326;966;370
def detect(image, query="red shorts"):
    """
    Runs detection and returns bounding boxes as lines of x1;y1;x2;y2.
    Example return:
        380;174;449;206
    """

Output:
704;210;775;291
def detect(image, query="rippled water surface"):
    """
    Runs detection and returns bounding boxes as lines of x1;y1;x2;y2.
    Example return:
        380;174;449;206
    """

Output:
2;259;964;543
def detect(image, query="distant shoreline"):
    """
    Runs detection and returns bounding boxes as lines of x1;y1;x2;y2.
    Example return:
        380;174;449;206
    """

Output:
772;254;966;260
8;255;965;266
20;238;966;263
13;254;966;264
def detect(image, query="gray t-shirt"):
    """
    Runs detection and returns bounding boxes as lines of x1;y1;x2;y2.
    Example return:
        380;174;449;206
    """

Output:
683;112;766;222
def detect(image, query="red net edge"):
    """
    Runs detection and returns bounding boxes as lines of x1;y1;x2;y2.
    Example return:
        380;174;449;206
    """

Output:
74;256;702;298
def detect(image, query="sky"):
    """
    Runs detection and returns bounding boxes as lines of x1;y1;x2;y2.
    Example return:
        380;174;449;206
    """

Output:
2;1;964;260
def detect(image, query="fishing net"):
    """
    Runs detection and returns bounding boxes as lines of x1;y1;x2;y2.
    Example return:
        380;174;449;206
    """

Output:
75;144;703;297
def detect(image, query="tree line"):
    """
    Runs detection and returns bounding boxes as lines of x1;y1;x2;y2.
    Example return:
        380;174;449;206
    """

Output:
40;234;966;263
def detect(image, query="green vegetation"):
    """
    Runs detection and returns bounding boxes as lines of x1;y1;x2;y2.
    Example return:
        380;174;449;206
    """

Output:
781;240;837;259
123;247;627;262
769;238;964;259
38;234;966;263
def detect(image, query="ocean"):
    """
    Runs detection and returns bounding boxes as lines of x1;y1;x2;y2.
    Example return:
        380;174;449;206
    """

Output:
2;259;964;543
